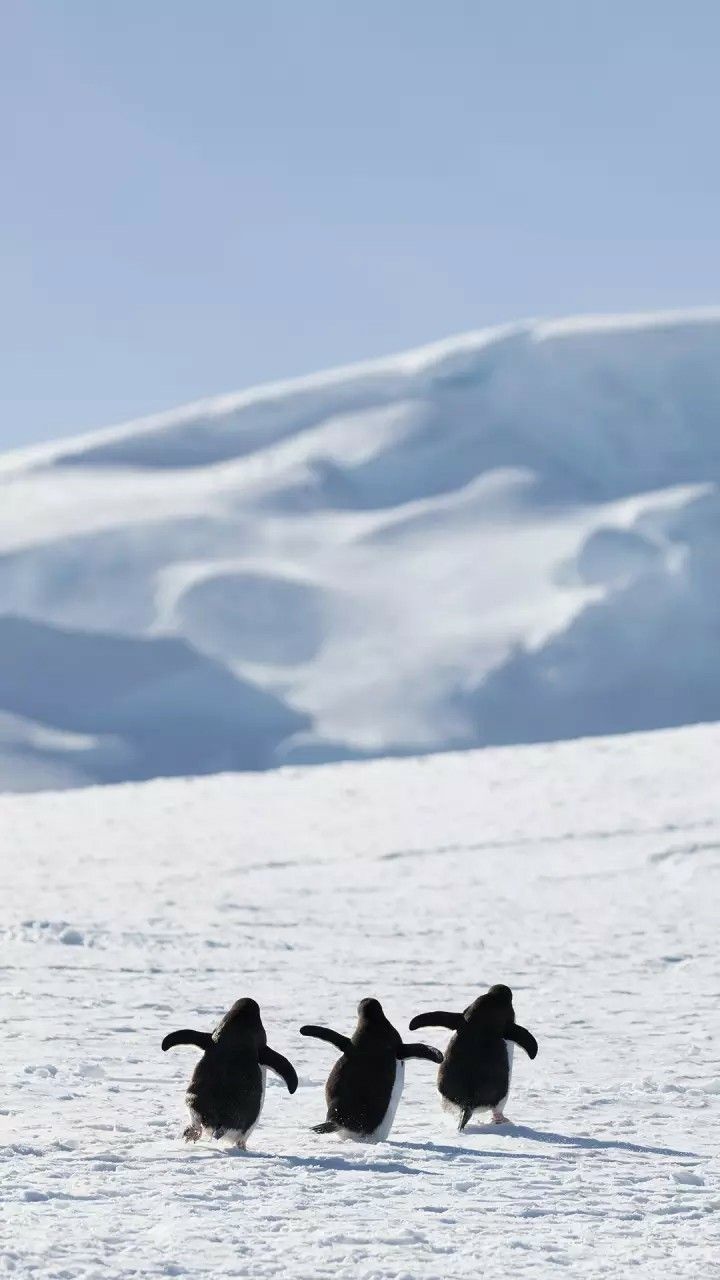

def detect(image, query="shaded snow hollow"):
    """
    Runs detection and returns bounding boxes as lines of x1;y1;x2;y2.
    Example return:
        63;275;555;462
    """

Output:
2;307;720;789
0;725;718;1277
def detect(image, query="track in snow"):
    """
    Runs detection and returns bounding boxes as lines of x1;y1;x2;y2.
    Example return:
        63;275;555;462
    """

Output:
1;724;718;1277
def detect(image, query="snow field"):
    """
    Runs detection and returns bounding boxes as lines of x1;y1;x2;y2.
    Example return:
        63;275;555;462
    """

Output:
1;723;718;1277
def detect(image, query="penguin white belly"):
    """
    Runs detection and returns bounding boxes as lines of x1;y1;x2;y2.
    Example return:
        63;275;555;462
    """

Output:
220;1065;267;1148
337;1060;405;1143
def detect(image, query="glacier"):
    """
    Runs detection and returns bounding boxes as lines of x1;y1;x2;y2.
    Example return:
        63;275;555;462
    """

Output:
2;307;720;790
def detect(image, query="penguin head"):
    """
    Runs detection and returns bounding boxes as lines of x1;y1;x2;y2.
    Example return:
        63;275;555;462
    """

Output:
214;997;265;1046
355;997;401;1052
464;984;515;1031
357;997;384;1022
487;984;513;1005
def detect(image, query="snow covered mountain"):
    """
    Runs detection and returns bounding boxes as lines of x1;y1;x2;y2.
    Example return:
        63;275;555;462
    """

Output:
2;307;720;790
2;724;718;1276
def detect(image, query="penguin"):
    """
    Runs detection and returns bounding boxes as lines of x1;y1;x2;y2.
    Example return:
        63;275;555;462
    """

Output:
408;984;538;1129
161;997;297;1149
300;997;442;1141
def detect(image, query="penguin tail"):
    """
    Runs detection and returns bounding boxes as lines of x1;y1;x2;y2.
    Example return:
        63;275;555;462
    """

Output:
311;1121;338;1134
458;1107;473;1132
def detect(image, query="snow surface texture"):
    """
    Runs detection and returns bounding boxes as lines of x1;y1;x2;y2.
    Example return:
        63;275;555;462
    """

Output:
1;724;718;1278
2;308;720;790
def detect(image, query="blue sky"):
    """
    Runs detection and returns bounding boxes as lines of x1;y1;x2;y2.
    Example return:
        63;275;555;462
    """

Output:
3;0;720;449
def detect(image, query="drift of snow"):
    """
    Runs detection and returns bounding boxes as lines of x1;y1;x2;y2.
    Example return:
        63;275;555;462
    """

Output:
2;308;720;790
1;723;718;1277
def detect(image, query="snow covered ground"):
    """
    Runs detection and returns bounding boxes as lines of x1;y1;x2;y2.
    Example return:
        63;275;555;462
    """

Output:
2;723;718;1278
2;307;720;789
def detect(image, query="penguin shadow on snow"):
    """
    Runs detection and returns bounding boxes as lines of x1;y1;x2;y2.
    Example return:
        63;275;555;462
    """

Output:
472;1123;700;1160
386;1129;699;1163
216;1148;424;1176
388;1138;545;1163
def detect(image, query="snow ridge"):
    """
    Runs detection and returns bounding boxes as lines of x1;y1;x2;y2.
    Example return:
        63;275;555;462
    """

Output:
2;307;720;789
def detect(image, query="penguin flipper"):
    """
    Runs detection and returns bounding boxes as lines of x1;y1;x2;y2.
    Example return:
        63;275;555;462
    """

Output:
506;1023;538;1059
299;1025;352;1053
398;1042;444;1063
311;1120;338;1134
408;1011;463;1032
260;1045;299;1093
161;1029;214;1053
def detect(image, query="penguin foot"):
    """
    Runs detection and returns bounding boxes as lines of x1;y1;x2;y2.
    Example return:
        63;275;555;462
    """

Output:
183;1124;202;1143
491;1110;508;1124
234;1137;247;1151
312;1121;338;1134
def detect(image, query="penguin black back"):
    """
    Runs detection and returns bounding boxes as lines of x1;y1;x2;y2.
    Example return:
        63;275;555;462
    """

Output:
409;984;538;1129
329;1000;398;1136
161;997;297;1148
301;997;441;1139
